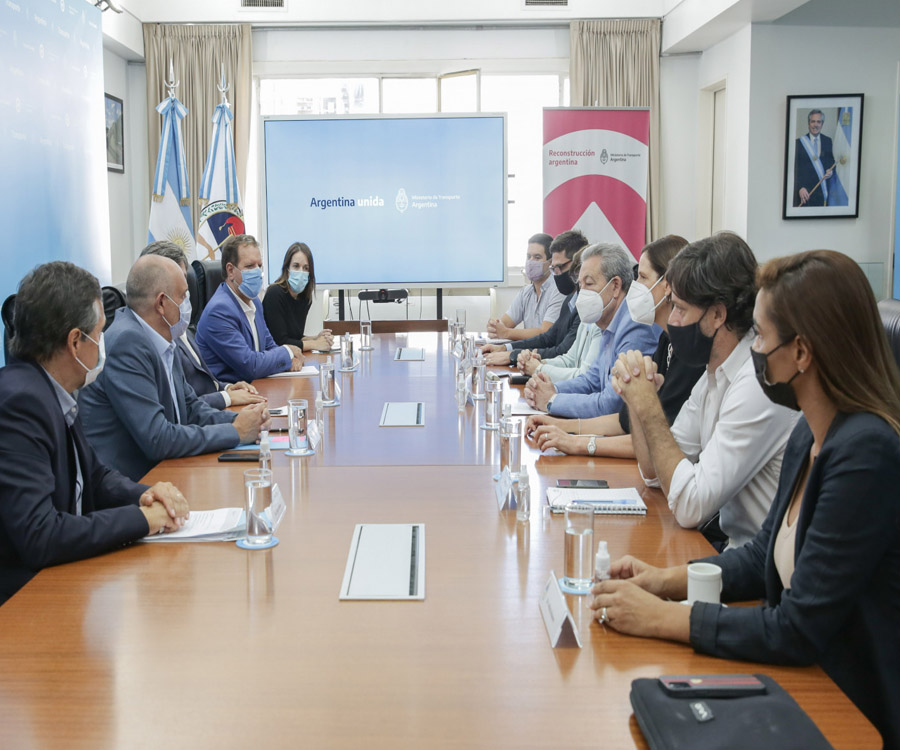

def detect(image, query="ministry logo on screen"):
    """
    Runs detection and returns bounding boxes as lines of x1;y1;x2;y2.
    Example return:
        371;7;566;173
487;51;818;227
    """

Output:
395;188;408;214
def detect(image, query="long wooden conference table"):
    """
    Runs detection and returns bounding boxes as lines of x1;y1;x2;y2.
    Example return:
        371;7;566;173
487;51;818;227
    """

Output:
0;332;880;748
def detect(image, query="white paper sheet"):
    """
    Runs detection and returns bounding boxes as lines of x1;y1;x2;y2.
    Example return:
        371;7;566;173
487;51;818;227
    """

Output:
142;508;244;542
266;365;319;378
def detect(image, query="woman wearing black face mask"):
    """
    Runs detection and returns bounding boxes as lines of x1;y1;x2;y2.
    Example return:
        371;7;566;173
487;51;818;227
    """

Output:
588;250;900;749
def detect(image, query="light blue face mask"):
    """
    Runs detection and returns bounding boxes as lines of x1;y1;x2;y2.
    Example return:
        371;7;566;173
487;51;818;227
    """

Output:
288;270;310;294
238;267;263;298
163;292;192;340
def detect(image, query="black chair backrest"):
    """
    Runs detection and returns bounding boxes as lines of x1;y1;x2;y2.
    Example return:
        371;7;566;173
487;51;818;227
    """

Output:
877;298;900;370
195;260;225;310
101;286;127;331
185;260;201;330
2;293;16;364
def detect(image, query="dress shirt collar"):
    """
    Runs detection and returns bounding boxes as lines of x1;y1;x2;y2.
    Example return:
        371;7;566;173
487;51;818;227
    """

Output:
134;311;176;360
601;295;630;335
40;366;78;428
226;282;256;314
713;332;753;386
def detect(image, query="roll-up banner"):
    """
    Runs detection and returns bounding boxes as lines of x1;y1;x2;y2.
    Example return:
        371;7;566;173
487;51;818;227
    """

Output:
543;108;649;260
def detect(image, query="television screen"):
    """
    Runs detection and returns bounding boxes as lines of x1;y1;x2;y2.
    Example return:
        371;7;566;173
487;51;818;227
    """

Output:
261;115;506;288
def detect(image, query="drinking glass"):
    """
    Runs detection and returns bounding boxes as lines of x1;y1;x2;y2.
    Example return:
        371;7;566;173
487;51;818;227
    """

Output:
563;503;595;591
285;398;314;457
360;320;373;350
482;378;503;430
320;362;336;405
243;468;274;546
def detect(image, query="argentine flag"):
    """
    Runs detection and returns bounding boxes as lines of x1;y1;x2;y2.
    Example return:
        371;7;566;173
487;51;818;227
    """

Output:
196;95;245;262
148;94;195;256
828;107;852;207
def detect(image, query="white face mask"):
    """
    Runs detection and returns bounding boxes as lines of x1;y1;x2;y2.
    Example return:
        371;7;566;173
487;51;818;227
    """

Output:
626;275;666;326
76;331;105;387
574;279;613;324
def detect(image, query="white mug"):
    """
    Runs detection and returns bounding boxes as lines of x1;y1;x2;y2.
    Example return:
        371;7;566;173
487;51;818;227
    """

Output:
687;562;722;605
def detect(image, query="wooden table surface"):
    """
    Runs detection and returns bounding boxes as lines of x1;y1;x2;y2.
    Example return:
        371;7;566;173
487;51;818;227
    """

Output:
0;333;880;749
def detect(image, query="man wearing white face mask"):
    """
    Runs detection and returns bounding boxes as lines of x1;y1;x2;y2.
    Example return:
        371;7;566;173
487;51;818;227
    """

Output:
0;262;192;604
79;255;270;482
486;233;565;341
524;242;659;418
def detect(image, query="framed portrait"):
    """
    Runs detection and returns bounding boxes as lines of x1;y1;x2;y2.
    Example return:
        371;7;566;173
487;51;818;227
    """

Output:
783;93;863;219
105;93;124;173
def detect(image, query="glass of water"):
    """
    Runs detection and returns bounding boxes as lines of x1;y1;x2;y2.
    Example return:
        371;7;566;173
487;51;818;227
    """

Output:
360;320;373;350
499;417;522;476
339;333;355;371
244;468;274;547
285;398;314;457
319;361;336;405
563;503;595;591
455;308;466;328
482;378;503;430
472;356;486;400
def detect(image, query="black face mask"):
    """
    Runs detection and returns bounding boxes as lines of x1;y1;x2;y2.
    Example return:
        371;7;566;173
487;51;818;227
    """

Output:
667;309;716;367
554;271;577;296
750;340;801;411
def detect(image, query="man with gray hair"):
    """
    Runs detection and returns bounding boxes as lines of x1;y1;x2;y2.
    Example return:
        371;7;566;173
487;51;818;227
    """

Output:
524;242;659;419
79;255;269;481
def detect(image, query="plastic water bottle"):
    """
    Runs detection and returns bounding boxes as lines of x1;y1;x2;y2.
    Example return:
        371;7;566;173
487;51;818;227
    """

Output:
594;540;610;584
456;368;467;412
516;472;530;522
259;430;272;471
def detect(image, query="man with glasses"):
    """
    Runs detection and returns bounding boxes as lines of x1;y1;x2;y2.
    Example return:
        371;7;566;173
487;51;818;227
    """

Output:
486;233;564;342
79;255;270;482
482;230;588;367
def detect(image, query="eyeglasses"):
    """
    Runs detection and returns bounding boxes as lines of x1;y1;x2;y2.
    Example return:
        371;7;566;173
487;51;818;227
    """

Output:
549;259;572;275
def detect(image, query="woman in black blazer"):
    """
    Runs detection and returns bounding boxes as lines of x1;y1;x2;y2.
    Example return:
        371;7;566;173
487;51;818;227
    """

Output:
592;249;900;749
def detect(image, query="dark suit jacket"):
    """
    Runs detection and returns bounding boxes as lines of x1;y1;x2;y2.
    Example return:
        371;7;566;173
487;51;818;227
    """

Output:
79;307;238;482
508;292;580;365
793;133;835;207
0;361;149;604
690;413;900;749
176;330;227;410
195;283;292;383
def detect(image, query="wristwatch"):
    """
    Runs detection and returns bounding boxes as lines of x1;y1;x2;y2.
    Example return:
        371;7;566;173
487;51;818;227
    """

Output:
587;436;597;455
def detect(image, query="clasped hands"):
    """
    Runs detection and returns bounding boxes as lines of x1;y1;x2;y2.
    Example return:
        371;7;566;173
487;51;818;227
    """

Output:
610;350;664;406
486;317;511;339
139;481;190;535
523;371;555;411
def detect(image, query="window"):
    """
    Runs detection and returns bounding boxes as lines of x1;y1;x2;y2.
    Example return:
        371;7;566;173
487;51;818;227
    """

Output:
381;78;437;114
259;78;379;116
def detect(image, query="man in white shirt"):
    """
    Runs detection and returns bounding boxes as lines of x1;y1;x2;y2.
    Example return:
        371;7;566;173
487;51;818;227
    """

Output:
610;232;796;549
486;233;565;341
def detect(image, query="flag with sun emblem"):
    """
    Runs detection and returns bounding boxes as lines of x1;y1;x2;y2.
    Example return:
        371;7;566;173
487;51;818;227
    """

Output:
148;91;195;256
196;69;245;261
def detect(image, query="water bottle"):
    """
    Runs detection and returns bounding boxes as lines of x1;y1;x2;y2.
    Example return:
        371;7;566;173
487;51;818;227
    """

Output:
516;472;530;522
259;430;272;471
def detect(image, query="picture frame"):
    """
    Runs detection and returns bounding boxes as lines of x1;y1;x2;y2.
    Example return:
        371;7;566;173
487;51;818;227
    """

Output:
783;93;863;219
105;93;124;173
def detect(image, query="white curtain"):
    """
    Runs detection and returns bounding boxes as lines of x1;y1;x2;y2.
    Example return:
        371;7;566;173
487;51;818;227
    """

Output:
570;19;661;242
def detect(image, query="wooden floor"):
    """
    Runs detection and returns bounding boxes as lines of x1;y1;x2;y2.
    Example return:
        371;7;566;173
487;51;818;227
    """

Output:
0;333;880;749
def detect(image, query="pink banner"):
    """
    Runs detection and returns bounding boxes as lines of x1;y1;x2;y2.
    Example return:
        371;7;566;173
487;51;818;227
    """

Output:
543;108;649;260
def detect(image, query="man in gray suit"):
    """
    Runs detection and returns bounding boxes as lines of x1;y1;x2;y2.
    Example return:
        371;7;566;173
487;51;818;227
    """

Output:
79;255;269;481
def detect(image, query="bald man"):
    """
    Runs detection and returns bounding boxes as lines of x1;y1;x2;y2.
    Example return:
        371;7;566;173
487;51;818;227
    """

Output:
79;255;270;481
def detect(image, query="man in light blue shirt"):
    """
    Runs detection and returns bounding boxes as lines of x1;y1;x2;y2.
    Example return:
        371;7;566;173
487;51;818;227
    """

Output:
524;243;659;419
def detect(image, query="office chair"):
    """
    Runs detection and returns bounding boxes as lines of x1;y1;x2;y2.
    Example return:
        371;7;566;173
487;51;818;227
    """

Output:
877;298;900;370
2;294;16;363
185;260;201;331
101;286;126;331
191;260;226;316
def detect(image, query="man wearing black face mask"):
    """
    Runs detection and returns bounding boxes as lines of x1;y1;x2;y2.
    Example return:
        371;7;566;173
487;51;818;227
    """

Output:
482;230;588;367
610;233;796;549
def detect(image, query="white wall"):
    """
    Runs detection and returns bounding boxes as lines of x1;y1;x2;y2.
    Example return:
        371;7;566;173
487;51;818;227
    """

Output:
103;48;133;286
696;25;752;238
659;54;700;240
746;23;900;283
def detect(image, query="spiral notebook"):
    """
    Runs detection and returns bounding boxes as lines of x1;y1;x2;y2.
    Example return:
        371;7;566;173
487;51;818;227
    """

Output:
546;487;647;515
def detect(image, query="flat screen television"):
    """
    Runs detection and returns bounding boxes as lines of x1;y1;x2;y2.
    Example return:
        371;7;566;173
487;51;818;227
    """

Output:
261;114;506;289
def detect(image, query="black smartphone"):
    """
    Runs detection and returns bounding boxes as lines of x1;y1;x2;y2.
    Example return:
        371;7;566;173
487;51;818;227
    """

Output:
509;374;529;385
556;479;609;488
658;674;767;698
218;451;260;462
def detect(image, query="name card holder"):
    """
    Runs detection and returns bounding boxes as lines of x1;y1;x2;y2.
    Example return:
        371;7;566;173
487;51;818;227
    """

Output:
495;467;513;510
539;571;582;648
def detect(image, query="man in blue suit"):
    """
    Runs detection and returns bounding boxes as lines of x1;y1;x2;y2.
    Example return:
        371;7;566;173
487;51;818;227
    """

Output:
0;262;189;605
140;241;266;411
79;255;269;482
195;234;305;382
